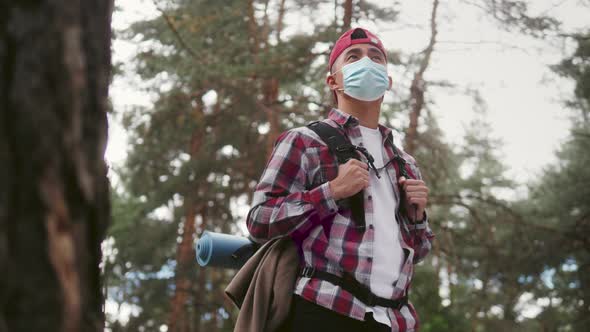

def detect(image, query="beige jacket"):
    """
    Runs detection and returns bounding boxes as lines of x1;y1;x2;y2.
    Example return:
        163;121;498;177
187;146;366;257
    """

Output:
225;237;299;332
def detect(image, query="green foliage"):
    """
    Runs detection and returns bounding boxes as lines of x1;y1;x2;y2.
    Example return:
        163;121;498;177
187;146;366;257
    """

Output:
105;1;582;331
552;32;590;118
470;0;560;37
515;30;590;331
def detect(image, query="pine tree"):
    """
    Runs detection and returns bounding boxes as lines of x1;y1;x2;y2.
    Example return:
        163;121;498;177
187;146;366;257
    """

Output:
106;1;568;330
0;0;112;331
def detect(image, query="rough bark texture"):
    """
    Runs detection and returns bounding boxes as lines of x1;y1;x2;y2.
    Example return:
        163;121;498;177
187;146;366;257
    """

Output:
0;1;113;331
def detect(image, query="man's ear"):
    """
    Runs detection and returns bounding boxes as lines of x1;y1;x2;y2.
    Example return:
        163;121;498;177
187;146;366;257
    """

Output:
388;75;393;90
326;74;339;91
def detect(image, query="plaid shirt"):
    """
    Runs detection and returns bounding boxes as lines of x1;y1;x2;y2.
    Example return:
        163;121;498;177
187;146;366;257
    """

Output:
247;108;435;332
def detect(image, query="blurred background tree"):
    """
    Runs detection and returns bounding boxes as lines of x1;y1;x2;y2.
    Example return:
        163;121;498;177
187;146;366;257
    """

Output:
1;0;112;331
103;1;589;331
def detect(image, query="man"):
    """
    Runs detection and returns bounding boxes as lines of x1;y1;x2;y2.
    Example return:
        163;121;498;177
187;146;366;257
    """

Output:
246;28;435;332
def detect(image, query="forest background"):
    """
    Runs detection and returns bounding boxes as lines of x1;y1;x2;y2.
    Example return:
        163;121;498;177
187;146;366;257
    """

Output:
103;1;590;331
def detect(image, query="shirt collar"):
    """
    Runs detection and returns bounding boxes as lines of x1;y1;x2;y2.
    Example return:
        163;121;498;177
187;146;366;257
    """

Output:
328;108;358;127
328;108;393;143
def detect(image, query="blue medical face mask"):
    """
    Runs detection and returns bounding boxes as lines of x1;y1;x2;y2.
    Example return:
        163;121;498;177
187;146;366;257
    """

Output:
333;56;390;101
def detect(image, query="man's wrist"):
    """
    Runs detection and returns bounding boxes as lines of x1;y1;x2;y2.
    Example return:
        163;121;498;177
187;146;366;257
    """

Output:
328;180;341;200
412;211;427;224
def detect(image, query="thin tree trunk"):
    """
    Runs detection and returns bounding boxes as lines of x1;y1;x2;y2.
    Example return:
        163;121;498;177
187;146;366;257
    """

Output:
0;1;113;331
168;114;204;331
168;202;197;332
245;0;280;160
263;78;281;159
262;0;291;159
343;0;353;31
246;0;260;71
576;260;590;330
194;206;209;332
405;0;439;155
276;0;287;43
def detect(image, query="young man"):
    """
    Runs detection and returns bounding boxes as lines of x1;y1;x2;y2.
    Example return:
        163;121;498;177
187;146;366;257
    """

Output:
246;28;435;332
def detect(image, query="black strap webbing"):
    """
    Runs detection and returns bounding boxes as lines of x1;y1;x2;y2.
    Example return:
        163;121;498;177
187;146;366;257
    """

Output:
306;121;365;230
299;266;408;309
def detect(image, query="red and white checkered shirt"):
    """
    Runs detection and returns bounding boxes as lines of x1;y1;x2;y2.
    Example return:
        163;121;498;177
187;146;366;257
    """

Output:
247;108;435;332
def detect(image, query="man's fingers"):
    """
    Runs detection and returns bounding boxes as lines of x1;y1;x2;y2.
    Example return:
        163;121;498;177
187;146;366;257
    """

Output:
346;159;369;169
362;173;369;184
406;191;428;198
404;185;429;193
401;179;425;186
399;177;424;189
409;197;427;206
353;168;369;180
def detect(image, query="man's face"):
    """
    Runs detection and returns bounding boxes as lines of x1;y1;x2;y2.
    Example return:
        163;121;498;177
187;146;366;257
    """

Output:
327;43;392;98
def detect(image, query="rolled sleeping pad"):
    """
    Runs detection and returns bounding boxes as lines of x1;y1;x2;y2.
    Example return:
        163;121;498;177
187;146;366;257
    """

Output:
196;231;258;269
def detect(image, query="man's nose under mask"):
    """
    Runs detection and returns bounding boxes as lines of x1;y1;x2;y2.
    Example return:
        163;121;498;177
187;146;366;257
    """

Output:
333;56;390;102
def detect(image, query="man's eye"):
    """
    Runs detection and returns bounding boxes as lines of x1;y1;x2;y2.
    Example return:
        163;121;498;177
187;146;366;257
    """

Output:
372;56;383;61
347;55;359;61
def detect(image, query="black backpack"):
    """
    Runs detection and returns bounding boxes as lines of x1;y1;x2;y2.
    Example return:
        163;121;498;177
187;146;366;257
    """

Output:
306;120;414;231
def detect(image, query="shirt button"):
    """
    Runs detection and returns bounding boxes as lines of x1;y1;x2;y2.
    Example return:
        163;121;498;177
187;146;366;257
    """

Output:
367;257;373;262
368;195;372;200
369;224;374;230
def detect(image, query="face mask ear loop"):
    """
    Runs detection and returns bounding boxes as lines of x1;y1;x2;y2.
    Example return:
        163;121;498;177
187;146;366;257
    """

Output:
330;66;343;76
328;69;344;93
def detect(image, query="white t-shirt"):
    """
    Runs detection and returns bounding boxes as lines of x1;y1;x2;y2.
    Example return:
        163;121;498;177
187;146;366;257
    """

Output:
359;125;405;327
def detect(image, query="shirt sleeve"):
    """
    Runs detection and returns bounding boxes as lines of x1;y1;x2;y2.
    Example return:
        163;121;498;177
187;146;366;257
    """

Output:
246;129;338;242
405;159;435;264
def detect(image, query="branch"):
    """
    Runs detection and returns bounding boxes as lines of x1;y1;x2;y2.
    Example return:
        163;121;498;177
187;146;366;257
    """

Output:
437;39;530;53
431;193;557;233
405;0;439;155
154;4;198;58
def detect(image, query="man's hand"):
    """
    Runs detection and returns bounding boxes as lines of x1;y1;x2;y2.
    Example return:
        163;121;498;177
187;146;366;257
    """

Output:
328;159;369;200
399;176;429;222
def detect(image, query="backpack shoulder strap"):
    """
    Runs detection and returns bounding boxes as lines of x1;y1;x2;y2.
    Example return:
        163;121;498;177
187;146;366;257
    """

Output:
385;134;416;180
306;121;359;164
386;134;420;219
306;121;365;231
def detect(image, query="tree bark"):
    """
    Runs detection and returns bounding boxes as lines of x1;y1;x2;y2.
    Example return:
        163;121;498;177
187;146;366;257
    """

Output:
263;78;280;160
168;202;197;332
343;0;353;31
276;0;287;43
168;113;205;331
405;0;438;155
0;1;113;331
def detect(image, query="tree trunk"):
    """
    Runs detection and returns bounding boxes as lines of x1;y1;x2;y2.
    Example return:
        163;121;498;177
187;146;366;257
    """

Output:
168;120;204;331
276;0;287;43
0;1;113;331
246;0;260;70
405;0;438;155
168;202;197;332
263;78;281;160
342;0;353;31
